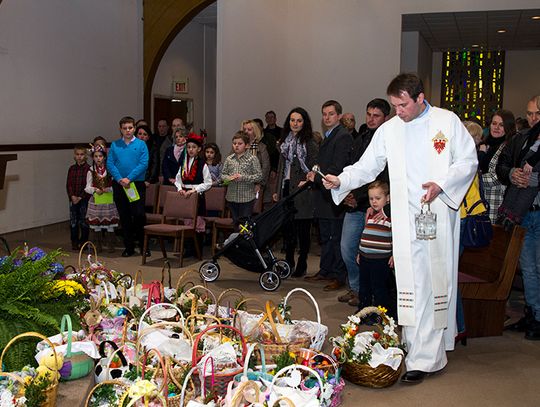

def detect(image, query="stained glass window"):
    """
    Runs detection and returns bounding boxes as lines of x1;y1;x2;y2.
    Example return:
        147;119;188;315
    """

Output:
441;51;505;124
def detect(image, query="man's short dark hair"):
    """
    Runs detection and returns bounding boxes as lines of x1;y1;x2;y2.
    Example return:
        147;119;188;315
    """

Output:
386;73;424;101
366;98;391;117
265;111;276;117
322;100;343;115
119;116;135;127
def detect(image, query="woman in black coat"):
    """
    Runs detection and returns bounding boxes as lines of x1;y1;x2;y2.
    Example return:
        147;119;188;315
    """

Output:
162;130;187;185
273;107;319;277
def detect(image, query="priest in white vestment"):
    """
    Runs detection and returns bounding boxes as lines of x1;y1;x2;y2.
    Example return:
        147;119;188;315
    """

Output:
322;74;478;384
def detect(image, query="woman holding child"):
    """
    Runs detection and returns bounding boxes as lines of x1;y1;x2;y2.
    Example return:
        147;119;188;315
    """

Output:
273;107;319;277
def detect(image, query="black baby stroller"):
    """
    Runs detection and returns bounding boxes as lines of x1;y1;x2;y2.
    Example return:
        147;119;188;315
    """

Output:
199;183;311;291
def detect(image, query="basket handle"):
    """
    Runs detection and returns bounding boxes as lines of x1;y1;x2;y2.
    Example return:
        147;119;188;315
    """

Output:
0;371;25;386
133;269;144;290
272;396;296;407
0;332;59;382
179;367;198;407
309;352;340;380
137;302;185;333
175;269;207;296
243;342;268;378
282;288;322;348
183;284;217;306
269;364;324;402
136;321;194;367
243;300;282;341
201;355;215;397
99;340;128;368
191;324;247;366
140;347;168;397
84;380;129;407
184;313;222;335
161;260;172;288
217;288;244;307
60;314;74;357
78;241;98;270
283;288;321;325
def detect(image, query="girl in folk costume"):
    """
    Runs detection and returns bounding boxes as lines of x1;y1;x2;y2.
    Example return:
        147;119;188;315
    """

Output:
175;133;212;246
85;144;120;252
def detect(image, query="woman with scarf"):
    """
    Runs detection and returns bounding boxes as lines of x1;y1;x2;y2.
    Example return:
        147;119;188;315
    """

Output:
273;107;319;277
478;109;516;223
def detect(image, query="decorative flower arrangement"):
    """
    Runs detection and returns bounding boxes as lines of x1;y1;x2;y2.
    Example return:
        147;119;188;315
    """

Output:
0;366;53;407
0;246;84;370
330;306;405;369
263;348;344;407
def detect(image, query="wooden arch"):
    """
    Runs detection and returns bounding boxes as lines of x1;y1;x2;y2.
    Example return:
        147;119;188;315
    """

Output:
143;0;215;120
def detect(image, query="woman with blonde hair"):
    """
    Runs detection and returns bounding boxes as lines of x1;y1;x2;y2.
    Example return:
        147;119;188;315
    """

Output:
241;119;271;199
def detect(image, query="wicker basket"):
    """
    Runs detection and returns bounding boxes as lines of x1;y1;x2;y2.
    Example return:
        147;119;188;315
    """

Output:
84;379;130;407
192;324;247;397
0;332;60;407
244;298;314;364
342;359;403;388
59;314;94;380
339;306;404;388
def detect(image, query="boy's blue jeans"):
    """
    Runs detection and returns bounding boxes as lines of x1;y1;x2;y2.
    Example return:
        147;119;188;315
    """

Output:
69;200;89;245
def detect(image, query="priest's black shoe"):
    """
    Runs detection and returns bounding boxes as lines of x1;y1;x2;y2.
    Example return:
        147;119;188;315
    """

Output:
400;370;428;384
121;248;135;257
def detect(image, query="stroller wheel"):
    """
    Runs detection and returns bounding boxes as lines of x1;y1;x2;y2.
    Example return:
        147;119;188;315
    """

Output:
273;260;291;279
199;260;220;282
259;271;281;291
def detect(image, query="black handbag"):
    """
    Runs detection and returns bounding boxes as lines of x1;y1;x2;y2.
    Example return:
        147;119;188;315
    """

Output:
462;199;493;248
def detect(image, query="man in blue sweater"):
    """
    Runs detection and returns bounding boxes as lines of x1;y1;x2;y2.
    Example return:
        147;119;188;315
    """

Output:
107;116;149;257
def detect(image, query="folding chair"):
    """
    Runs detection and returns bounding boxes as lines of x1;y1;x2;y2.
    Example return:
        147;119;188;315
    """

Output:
142;191;200;267
146;184;176;225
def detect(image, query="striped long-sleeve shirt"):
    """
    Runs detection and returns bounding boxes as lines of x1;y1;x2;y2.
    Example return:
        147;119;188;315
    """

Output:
359;212;392;259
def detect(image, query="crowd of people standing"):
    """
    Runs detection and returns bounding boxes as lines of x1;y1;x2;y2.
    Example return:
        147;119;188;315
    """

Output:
66;73;540;385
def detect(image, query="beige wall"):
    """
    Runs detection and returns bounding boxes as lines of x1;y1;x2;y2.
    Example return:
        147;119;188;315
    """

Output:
503;50;540;118
0;0;143;233
216;0;540;150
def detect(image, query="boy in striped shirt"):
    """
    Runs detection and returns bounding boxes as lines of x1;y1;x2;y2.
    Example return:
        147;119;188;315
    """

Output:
356;181;395;316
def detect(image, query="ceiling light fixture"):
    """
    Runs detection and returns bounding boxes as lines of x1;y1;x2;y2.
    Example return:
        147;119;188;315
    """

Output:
471;44;479;48
532;16;540;20
497;29;506;33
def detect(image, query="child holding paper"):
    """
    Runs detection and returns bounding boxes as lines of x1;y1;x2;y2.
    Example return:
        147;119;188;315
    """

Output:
107;116;149;257
85;144;119;252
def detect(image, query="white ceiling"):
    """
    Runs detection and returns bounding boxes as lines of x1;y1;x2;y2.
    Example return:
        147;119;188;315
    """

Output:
402;9;540;51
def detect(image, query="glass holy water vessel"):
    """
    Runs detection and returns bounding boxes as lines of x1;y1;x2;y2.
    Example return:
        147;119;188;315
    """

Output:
415;203;437;240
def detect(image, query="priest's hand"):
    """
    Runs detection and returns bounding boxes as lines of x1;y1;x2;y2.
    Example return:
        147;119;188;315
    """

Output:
421;181;442;203
322;174;341;189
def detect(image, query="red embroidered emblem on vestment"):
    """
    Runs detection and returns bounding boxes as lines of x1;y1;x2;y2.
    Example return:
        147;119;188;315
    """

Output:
432;131;448;154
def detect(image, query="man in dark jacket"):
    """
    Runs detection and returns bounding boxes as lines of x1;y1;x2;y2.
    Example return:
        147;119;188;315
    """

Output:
337;99;391;306
496;95;540;340
306;100;353;290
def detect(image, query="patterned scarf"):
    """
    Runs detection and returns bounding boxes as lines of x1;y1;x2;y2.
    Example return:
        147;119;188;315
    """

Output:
280;132;309;175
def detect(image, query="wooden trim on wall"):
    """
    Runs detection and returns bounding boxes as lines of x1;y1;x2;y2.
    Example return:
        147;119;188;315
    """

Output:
0;143;92;152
